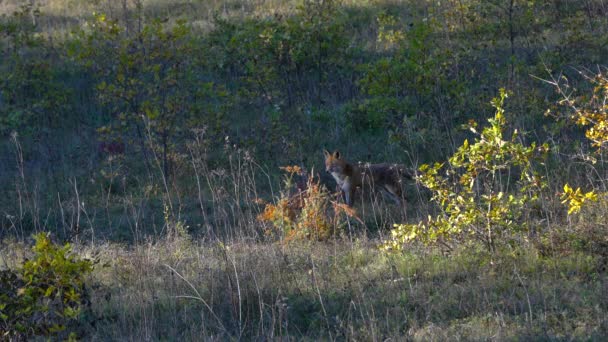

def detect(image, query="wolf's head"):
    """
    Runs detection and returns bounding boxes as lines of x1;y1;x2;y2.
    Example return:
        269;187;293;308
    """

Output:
323;150;346;174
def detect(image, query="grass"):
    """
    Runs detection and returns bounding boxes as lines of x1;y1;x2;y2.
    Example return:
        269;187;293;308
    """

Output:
3;236;605;340
1;0;608;340
0;0;300;36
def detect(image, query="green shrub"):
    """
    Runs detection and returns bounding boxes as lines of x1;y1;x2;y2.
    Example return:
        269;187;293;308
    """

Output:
383;90;549;252
0;233;93;340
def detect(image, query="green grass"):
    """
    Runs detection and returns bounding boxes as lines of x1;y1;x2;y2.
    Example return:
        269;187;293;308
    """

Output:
4;238;605;340
1;1;608;339
0;0;299;36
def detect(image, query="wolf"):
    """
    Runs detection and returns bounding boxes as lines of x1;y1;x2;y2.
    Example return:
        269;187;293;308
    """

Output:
323;149;413;207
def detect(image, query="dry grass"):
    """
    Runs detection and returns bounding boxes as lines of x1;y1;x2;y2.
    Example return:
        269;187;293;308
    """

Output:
3;237;605;340
1;0;608;340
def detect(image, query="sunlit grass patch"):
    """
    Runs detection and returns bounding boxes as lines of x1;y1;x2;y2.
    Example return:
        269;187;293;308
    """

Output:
3;237;605;339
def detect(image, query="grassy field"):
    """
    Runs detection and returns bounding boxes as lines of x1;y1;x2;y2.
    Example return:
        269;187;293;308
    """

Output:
1;0;608;340
2;236;606;340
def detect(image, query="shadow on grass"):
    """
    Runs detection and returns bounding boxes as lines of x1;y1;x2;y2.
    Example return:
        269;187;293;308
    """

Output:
77;240;608;340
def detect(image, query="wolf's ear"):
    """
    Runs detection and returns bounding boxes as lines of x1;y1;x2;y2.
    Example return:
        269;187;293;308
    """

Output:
323;149;331;158
333;150;341;159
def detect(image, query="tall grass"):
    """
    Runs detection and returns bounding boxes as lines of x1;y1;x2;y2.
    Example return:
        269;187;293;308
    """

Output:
2;120;607;339
2;234;606;340
1;0;607;340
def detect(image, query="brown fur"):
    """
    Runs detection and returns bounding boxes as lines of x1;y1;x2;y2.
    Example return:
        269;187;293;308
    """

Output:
323;149;413;207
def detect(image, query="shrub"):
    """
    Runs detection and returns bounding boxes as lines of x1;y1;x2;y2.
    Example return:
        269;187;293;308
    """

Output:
0;233;93;340
558;70;608;150
258;166;355;242
544;69;608;256
383;90;548;252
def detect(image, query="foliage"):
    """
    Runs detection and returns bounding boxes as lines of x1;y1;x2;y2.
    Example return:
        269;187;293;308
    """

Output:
383;90;548;252
353;13;467;157
0;3;71;136
258;166;353;242
69;12;228;177
560;183;598;215
550;69;608;150
210;0;351;108
546;69;608;218
0;233;94;340
206;0;354;161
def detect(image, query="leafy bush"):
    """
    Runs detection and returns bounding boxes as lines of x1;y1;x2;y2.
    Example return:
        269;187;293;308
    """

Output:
548;69;608;150
545;69;608;255
0;233;93;340
383;90;548;252
210;0;352;108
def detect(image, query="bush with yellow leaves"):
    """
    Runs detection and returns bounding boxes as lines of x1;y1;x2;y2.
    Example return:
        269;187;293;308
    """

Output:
560;184;598;215
383;90;549;253
548;69;608;150
547;69;608;218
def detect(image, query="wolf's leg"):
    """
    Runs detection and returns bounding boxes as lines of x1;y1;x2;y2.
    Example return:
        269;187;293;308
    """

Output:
382;185;403;205
382;185;408;221
343;184;355;207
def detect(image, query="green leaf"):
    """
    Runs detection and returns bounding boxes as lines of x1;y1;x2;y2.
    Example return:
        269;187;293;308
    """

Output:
44;286;55;297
